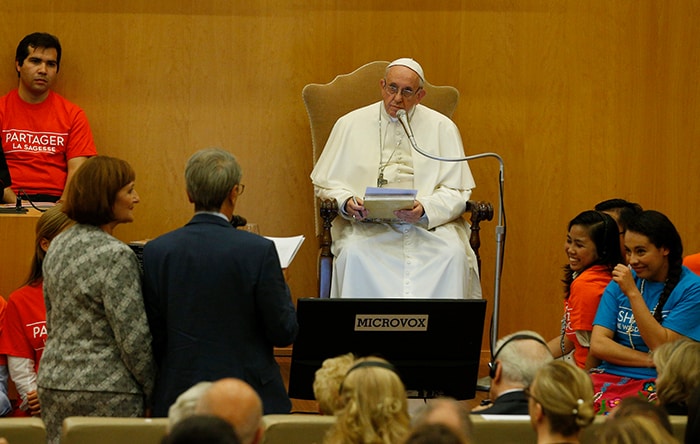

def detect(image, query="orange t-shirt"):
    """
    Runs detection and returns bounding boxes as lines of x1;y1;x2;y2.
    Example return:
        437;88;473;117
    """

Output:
563;264;612;368
683;253;700;276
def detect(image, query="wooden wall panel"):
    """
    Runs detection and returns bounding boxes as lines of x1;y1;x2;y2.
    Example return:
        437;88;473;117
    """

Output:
1;0;699;354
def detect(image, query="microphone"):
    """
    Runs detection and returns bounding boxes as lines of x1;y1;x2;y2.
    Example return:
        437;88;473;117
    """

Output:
396;106;506;356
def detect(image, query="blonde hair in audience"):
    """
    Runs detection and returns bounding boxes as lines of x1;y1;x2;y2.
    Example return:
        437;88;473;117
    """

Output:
313;352;355;415
532;361;595;436
654;338;700;409
325;356;410;444
25;204;74;286
595;415;678;444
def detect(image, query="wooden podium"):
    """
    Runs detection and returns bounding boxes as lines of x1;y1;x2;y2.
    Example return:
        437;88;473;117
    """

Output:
0;208;42;298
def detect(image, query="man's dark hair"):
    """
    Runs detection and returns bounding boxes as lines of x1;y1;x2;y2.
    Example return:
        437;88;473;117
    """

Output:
15;32;62;74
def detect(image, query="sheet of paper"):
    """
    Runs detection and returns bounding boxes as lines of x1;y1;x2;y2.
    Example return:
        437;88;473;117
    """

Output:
264;234;305;268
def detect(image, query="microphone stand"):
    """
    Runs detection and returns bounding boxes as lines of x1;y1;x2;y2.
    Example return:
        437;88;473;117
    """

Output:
397;111;506;354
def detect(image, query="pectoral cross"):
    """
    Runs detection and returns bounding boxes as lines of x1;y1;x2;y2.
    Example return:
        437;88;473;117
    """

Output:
377;173;387;188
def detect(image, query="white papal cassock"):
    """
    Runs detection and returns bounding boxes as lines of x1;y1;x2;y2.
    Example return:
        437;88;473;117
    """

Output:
310;101;482;300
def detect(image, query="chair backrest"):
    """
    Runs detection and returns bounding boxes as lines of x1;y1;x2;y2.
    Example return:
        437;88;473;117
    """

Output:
61;417;169;444
261;414;336;444
0;417;46;444
303;60;460;234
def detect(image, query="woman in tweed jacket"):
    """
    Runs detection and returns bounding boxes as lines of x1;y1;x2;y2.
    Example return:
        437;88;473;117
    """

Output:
38;156;155;444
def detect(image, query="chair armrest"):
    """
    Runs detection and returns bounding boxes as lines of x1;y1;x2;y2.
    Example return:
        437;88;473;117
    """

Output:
466;200;494;276
318;199;338;298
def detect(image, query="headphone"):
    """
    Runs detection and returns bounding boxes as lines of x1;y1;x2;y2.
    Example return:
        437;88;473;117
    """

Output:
488;334;548;379
339;360;398;394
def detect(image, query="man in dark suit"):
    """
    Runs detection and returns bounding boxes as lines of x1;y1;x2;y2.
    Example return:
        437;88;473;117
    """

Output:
142;147;298;416
471;331;553;415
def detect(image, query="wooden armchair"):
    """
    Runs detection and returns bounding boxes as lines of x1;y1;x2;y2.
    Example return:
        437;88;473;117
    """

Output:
303;61;494;298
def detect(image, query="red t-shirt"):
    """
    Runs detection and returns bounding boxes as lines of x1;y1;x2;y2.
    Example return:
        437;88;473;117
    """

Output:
0;284;46;371
0;296;6;367
0;89;97;196
563;264;612;368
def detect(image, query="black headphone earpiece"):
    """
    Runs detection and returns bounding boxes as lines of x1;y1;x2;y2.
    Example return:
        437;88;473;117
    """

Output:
488;334;548;379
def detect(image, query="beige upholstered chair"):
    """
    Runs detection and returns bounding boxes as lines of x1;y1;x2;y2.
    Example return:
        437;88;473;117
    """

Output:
261;414;336;444
303;60;493;298
0;417;46;444
61;417;169;444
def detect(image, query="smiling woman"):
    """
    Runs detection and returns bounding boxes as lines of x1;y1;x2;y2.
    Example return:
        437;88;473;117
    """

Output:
545;210;623;370
589;210;700;415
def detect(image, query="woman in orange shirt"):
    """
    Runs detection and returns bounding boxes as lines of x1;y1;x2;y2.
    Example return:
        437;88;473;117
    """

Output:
547;210;624;369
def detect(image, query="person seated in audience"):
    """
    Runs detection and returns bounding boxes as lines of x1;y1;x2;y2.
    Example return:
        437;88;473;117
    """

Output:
686;385;700;444
590;210;700;415
0;205;73;417
607;396;673;435
471;330;553;415
594;198;643;260
592;415;678;444
324;356;411;444
528;361;595;444
167;381;213;431
653;338;700;415
194;378;265;444
162;414;241;444
546;210;623;370
0;297;11;417
402;423;468;444
682;252;700;276
411;397;473;443
313;352;356;415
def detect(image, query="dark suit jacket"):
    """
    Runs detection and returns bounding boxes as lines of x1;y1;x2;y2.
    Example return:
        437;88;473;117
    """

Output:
142;213;299;416
471;390;529;415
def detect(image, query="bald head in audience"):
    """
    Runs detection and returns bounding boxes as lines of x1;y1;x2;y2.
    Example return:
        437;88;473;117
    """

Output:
412;397;473;443
194;378;265;444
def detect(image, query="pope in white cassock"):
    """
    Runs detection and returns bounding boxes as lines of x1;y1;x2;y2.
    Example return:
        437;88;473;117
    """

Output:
310;58;482;300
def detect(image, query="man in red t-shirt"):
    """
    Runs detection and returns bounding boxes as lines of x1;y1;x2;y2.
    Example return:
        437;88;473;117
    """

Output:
0;32;97;204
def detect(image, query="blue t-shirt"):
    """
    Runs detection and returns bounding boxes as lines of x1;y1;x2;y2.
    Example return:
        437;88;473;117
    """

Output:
593;266;700;379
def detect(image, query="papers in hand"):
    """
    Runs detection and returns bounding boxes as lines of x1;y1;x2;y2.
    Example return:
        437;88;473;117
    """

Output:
265;235;305;268
362;187;417;222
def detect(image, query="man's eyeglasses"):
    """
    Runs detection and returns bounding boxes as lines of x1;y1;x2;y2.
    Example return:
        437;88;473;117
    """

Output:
383;82;421;98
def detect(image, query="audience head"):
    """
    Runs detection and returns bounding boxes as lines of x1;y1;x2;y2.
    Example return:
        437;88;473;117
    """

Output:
162;414;240;444
326;356;411;444
594;198;643;234
402;423;468;444
490;330;553;392
167;381;213;432
565;210;624;274
25;204;74;286
625;210;683;321
194;378;264;444
16;32;62;74
527;361;595;440
594;415;678;444
654;338;700;414
594;198;643;260
312;352;355;415
185;148;243;213
608;396;673;435
63;156;138;227
412;397;473;444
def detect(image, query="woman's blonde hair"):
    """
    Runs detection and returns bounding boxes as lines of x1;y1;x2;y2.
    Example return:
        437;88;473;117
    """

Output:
654;338;700;409
596;415;678;444
313;353;355;415
24;204;74;286
324;356;410;444
531;361;595;436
